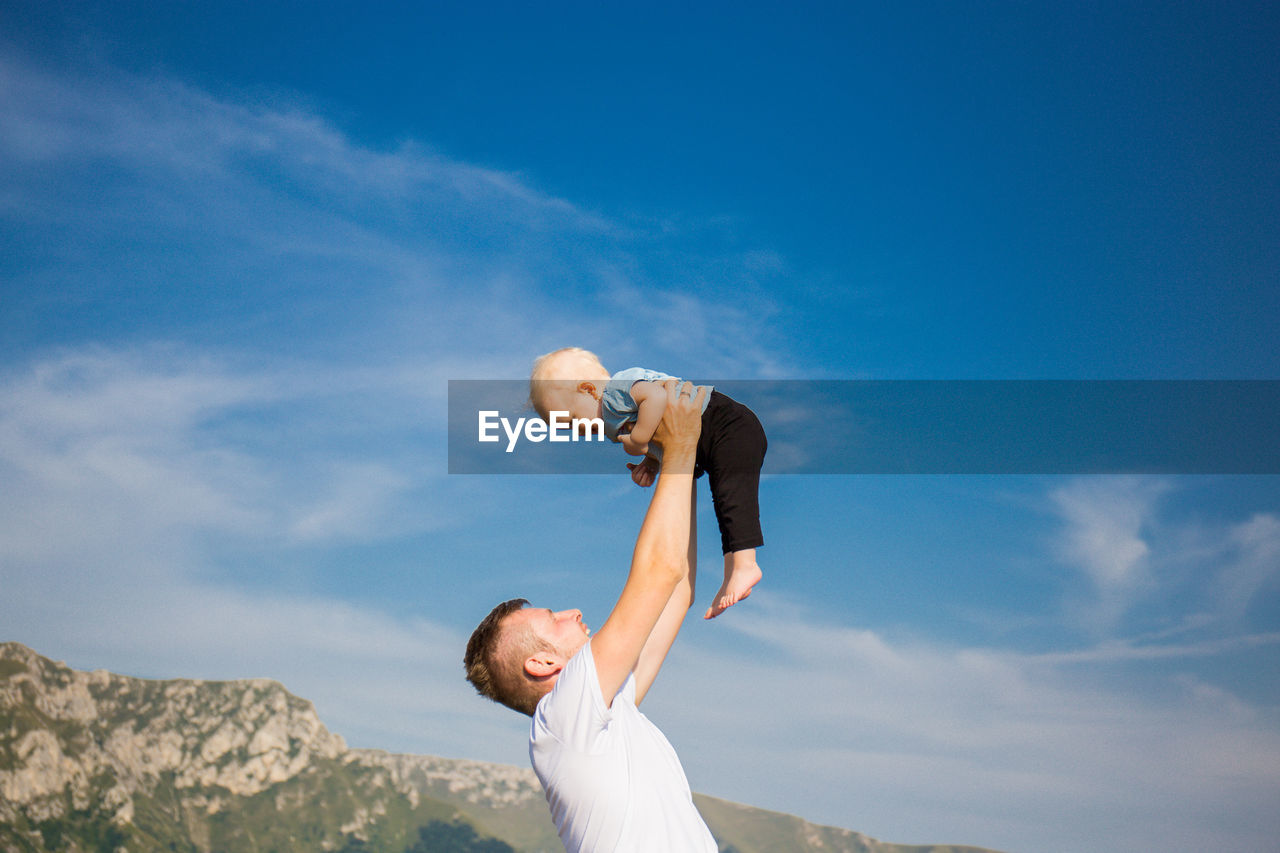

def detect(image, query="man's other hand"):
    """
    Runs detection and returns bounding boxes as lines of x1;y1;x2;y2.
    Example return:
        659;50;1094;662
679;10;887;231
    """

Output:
627;456;659;487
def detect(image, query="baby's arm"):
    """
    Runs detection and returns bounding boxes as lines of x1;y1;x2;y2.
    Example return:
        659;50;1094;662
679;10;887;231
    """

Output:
618;381;667;457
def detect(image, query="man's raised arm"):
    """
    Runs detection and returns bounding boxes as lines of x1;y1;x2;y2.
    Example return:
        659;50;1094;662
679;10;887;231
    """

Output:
632;485;696;705
589;380;706;707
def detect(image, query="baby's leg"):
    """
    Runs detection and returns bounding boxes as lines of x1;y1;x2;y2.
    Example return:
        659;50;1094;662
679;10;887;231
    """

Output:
702;396;767;619
705;548;763;619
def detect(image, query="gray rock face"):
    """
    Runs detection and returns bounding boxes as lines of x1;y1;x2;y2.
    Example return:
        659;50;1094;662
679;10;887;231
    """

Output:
347;750;543;809
1;642;346;825
0;641;562;852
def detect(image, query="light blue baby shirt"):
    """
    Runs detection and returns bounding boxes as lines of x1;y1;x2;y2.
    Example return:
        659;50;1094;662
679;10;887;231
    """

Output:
600;367;712;443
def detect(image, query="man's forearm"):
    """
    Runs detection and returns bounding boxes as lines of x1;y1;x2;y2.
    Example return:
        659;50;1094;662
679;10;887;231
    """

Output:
634;488;697;705
630;449;694;586
630;387;700;580
588;381;706;706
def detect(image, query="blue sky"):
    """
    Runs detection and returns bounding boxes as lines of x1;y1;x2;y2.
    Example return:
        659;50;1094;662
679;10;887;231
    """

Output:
2;3;1278;852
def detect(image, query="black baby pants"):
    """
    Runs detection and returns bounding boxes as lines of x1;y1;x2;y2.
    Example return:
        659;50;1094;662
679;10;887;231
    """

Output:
695;391;767;554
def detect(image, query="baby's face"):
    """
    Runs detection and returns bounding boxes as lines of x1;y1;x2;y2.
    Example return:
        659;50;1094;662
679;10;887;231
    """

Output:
539;383;599;425
563;385;602;425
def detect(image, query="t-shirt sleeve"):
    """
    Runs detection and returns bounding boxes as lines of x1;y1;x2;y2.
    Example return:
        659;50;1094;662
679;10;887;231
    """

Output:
534;641;632;755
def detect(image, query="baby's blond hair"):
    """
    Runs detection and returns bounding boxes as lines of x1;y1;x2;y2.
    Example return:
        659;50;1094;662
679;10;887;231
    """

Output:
528;347;607;418
531;347;605;380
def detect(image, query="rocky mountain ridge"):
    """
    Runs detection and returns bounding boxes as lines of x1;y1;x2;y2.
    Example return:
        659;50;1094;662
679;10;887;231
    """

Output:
1;642;1002;853
2;645;344;816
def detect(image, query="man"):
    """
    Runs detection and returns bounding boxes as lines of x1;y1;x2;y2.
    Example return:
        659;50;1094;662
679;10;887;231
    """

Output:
464;379;717;852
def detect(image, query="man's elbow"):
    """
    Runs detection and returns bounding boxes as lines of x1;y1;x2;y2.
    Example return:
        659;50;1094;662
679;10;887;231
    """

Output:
658;559;686;587
636;552;686;588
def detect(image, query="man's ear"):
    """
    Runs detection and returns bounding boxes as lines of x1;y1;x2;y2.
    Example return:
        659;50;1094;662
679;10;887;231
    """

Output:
524;653;563;679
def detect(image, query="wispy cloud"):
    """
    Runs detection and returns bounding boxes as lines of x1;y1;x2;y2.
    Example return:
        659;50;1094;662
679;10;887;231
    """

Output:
649;595;1280;853
1218;512;1280;620
0;343;533;759
1048;476;1280;638
1049;477;1168;628
631;477;1280;853
5;45;1278;853
0;45;799;774
1024;630;1280;664
0;52;599;228
0;49;794;379
0;348;446;552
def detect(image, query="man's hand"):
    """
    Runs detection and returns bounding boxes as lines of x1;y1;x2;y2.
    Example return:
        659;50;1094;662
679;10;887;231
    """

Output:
651;380;707;469
627;456;658;487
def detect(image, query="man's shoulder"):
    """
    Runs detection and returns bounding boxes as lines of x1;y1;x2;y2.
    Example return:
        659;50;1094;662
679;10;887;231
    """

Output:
536;641;594;716
560;639;595;686
532;640;629;756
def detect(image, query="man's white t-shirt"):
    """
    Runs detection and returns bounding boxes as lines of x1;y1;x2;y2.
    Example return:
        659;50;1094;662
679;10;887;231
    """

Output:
529;640;718;853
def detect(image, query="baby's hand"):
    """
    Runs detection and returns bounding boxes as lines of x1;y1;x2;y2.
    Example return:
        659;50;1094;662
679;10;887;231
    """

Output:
619;432;649;457
626;456;658;488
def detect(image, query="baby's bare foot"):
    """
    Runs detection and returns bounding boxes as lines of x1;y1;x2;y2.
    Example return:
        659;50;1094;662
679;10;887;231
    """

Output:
704;562;763;619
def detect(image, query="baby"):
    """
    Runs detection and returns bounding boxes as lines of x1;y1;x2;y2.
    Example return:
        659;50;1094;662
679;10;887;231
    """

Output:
530;347;766;619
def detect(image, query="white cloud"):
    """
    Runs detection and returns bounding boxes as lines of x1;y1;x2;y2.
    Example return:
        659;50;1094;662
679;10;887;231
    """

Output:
1025;630;1280;664
0;349;443;554
1219;512;1280;620
0;47;806;775
1;49;796;381
632;480;1280;853
5;352;1276;853
645;596;1280;853
1049;477;1168;627
7;48;1278;853
0;343;535;763
0;347;433;584
0;52;595;229
1047;477;1280;638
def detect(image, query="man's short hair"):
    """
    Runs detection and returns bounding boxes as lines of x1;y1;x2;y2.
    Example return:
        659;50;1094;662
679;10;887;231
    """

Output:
464;598;552;717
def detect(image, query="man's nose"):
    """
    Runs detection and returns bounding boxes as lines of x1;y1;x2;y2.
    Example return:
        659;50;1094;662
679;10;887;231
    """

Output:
556;609;582;622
